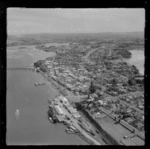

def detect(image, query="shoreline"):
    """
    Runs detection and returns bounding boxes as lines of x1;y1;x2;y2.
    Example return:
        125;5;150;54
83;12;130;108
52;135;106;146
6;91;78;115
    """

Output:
47;96;102;145
34;64;144;145
38;70;97;145
123;49;144;76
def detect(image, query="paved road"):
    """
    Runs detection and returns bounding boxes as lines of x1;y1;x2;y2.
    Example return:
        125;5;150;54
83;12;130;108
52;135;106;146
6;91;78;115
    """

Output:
83;48;98;64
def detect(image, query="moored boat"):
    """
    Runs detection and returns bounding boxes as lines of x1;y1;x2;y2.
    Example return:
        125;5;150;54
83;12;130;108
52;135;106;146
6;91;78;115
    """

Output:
65;128;74;134
15;109;20;119
48;117;54;123
34;83;38;86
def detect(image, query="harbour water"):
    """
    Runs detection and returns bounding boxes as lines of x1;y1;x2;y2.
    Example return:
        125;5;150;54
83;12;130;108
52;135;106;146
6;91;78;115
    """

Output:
7;46;87;145
124;50;144;75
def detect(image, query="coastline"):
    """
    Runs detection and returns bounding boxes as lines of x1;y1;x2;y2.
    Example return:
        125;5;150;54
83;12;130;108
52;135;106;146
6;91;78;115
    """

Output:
124;50;144;75
33;48;144;145
36;69;116;145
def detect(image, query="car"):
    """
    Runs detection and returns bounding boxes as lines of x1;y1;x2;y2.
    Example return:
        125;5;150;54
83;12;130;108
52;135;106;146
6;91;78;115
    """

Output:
123;135;129;139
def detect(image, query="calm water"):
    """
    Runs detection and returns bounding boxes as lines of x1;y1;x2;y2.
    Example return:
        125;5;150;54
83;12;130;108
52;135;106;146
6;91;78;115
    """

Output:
7;46;87;145
125;50;144;75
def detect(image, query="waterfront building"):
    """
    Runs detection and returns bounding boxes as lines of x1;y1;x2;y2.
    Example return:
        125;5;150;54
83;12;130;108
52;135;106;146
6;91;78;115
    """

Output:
59;96;70;105
54;105;64;115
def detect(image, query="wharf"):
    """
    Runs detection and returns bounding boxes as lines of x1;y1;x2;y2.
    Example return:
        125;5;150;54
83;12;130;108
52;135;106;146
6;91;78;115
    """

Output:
48;95;101;145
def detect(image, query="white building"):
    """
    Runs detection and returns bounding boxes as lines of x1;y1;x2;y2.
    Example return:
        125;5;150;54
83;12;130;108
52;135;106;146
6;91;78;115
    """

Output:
47;65;52;69
59;96;70;105
73;113;81;119
45;61;51;65
54;105;64;115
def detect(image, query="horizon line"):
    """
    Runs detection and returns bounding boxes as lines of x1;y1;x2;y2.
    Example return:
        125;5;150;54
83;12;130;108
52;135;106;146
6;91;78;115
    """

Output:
8;31;144;36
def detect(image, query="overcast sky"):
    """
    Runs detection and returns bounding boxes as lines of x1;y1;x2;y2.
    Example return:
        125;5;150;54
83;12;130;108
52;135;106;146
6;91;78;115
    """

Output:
7;8;145;35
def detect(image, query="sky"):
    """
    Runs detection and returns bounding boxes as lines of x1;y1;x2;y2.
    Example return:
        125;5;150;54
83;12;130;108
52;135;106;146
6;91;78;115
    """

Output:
7;8;145;35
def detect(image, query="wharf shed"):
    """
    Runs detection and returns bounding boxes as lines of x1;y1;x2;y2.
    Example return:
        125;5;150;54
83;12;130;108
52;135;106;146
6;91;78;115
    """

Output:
73;113;81;119
59;96;70;105
54;105;64;115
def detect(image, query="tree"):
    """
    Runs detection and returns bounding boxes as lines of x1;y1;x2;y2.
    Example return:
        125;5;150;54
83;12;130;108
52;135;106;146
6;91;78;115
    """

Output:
40;65;48;72
34;60;44;68
111;79;117;87
89;82;96;94
87;81;97;99
128;78;136;86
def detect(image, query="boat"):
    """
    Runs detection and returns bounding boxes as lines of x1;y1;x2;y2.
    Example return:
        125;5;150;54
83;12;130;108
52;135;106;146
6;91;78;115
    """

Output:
41;82;46;85
63;121;69;125
65;128;74;134
15;109;20;119
48;117;54;123
34;83;38;86
34;82;46;86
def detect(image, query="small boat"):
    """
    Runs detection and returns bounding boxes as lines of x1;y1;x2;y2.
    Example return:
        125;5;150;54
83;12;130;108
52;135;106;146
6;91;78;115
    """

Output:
65;128;74;134
34;82;46;86
34;83;38;86
48;117;54;123
15;109;20;119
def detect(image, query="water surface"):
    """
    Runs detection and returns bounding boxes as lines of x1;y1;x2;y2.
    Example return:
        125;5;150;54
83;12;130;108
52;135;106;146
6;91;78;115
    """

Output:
7;45;87;145
124;50;144;75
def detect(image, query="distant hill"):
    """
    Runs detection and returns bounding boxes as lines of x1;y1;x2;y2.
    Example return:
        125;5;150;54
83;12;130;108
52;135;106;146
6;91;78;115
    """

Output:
7;32;144;46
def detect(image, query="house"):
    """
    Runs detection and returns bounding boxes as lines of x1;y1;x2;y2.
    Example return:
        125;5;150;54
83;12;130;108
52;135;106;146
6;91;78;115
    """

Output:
138;105;144;110
47;65;52;69
124;117;134;123
45;61;51;65
98;100;104;105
